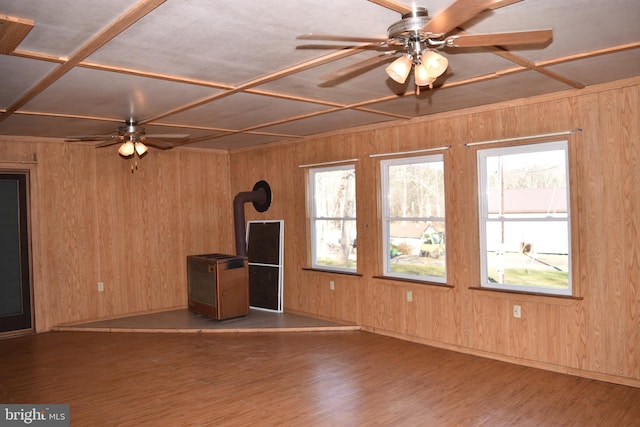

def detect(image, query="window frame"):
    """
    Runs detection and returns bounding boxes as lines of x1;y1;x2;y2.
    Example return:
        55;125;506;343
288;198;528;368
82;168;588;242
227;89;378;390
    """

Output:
308;163;357;273
381;154;447;284
477;140;572;296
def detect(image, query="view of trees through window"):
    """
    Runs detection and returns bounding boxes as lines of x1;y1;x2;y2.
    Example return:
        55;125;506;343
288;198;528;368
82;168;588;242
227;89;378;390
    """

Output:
310;165;356;271
382;155;446;282
479;141;571;295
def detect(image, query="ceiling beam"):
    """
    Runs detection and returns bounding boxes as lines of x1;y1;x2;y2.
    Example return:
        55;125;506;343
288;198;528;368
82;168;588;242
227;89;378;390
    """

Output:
537;42;640;67
0;15;34;54
491;48;585;89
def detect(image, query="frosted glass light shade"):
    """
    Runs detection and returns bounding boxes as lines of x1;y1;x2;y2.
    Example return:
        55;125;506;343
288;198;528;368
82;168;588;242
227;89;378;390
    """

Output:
118;140;135;156
414;63;432;87
135;142;148;156
385;55;413;84
420;50;448;79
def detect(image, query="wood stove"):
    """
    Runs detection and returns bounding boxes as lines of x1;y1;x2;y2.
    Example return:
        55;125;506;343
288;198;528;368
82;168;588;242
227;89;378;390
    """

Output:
187;253;249;320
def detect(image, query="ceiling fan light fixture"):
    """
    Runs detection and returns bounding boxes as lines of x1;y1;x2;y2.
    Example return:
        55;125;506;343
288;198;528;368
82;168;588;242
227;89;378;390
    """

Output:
118;139;135;157
414;63;432;87
420;50;449;79
385;54;413;84
135;141;148;156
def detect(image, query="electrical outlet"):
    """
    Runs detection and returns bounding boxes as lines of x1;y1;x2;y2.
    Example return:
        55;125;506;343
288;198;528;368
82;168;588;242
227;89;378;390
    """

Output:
329;280;335;290
406;290;413;303
513;304;521;318
98;281;104;292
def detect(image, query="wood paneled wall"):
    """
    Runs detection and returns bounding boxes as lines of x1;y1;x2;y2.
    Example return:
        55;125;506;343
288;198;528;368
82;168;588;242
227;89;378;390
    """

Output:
1;77;637;386
229;77;640;386
0;139;233;331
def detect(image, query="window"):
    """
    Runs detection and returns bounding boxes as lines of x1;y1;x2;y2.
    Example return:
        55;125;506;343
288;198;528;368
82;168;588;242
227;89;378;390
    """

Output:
381;155;446;283
477;141;572;295
309;164;356;272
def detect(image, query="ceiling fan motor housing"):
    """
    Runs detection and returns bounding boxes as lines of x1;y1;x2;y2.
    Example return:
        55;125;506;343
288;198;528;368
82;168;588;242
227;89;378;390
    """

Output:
387;7;432;40
118;120;146;141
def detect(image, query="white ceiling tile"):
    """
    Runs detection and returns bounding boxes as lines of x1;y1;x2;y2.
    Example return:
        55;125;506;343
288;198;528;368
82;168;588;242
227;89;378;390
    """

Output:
0;114;117;138
186;133;296;151
157;92;331;131
20;67;223;120
258;109;396;136
0;56;57;108
548;50;640;87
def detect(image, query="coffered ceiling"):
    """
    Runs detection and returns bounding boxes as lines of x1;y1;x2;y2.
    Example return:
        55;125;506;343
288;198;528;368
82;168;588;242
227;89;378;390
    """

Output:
0;0;638;151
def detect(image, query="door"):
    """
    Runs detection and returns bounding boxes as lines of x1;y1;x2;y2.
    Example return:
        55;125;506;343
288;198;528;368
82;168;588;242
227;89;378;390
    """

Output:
0;173;32;333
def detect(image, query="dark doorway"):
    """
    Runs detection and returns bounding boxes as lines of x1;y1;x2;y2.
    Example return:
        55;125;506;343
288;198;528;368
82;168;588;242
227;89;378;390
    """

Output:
0;173;32;333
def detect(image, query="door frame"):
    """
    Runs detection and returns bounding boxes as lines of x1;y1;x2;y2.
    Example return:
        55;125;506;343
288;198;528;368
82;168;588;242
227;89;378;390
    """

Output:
0;166;36;336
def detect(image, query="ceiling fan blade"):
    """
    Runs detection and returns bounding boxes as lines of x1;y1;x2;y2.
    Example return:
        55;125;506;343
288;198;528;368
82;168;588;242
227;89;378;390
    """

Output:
145;133;190;140
143;139;182;150
423;0;497;35
445;29;552;47
95;140;121;148
322;53;397;83
64;135;116;142
367;0;413;15
486;0;522;10
297;34;388;44
297;43;397;52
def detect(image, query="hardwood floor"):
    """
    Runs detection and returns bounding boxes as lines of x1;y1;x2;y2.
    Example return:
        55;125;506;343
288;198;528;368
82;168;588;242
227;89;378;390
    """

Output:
1;331;638;426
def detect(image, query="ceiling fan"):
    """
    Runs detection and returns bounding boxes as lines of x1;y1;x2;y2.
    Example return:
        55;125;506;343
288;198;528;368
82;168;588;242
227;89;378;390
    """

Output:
65;119;190;157
297;0;552;90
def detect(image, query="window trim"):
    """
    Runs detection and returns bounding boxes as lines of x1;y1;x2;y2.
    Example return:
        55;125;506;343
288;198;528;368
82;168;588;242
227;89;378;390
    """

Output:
381;154;447;284
477;140;572;296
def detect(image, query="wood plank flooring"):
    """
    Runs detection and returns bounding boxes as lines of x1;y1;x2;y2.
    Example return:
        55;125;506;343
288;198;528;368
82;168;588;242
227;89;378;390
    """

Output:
1;330;638;426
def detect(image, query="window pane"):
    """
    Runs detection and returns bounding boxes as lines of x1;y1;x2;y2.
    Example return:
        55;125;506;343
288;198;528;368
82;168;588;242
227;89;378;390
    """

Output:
486;149;567;217
313;168;356;218
484;220;569;290
478;141;571;295
313;219;357;270
310;165;356;272
382;155;446;283
387;161;445;217
388;220;446;279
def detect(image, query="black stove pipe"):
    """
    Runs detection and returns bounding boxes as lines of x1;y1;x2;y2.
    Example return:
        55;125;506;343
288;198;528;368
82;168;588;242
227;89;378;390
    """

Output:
233;180;272;257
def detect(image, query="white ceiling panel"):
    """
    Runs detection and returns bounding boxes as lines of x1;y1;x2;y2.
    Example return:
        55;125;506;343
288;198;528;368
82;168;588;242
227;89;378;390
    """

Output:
142;124;225;141
187;133;298;151
0;56;57;108
20;67;223;120
547;50;640;87
0;115;118;138
157;92;331;132
258;109;396;136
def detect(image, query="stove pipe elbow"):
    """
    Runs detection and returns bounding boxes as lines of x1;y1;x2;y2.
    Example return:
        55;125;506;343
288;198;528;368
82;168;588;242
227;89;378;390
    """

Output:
233;180;271;257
